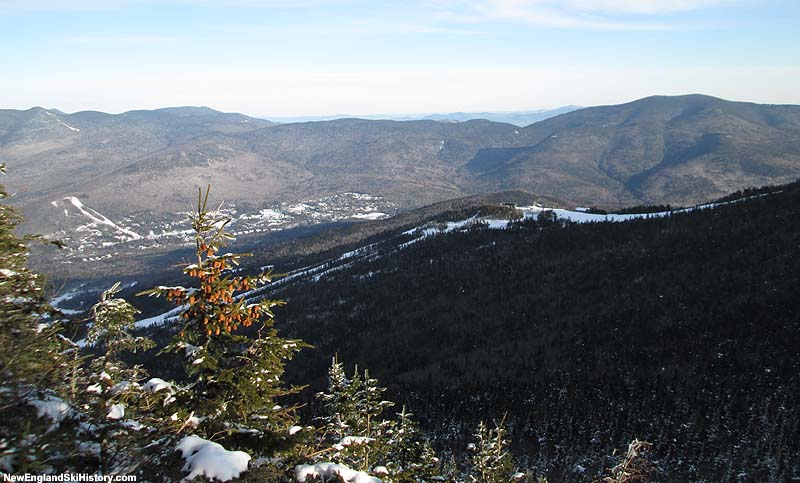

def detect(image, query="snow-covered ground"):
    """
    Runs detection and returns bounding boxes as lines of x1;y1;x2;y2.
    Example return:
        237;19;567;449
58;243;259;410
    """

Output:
518;204;665;223
296;462;381;483
44;110;81;132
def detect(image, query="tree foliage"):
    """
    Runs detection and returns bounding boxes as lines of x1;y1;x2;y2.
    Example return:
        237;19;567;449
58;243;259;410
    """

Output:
272;180;800;482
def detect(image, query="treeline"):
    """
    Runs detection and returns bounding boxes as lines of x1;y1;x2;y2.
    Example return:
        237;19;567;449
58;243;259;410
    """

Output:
712;181;792;204
609;204;674;214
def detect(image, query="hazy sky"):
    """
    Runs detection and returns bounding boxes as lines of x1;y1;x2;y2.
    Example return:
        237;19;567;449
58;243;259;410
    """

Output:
1;0;798;116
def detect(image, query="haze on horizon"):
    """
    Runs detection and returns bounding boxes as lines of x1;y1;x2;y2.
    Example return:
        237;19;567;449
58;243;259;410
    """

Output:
1;0;799;117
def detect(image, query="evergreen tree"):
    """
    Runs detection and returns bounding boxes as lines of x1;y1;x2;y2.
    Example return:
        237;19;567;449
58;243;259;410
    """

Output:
383;407;440;483
0;164;77;473
137;186;308;477
81;283;154;475
316;356;394;472
87;282;153;367
600;439;653;483
468;419;516;483
314;356;440;482
536;210;557;225
318;355;361;440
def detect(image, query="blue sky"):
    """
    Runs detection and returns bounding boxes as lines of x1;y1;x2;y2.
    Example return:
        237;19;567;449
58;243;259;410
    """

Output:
1;0;798;116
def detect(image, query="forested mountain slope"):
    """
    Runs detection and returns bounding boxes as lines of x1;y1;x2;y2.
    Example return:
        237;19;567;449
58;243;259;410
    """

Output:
464;94;800;205
255;181;800;482
61;179;800;482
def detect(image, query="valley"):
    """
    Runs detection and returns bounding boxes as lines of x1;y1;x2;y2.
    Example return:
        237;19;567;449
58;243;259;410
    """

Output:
43;191;394;264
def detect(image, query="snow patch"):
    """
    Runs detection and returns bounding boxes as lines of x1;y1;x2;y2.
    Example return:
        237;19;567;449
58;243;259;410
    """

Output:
177;435;251;482
295;463;381;483
286;203;311;214
45;111;80;132
107;403;125;420
109;381;139;395
142;377;175;394
135;304;187;328
86;383;103;394
352;212;388;220
120;420;144;431
27;394;73;429
65;196;142;240
334;436;375;450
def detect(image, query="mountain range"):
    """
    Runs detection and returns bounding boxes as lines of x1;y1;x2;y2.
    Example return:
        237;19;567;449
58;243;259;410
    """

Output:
2;94;800;276
265;106;581;125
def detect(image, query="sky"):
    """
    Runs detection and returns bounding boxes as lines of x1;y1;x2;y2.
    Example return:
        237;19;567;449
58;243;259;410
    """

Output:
1;0;798;117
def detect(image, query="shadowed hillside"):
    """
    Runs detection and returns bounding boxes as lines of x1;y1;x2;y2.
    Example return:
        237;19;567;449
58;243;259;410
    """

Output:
252;181;799;482
465;94;800;205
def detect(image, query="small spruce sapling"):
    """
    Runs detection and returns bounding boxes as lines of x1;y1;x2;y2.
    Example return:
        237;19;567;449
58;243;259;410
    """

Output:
598;439;653;483
383;406;440;483
87;282;153;365
468;418;516;483
314;357;440;482
316;356;394;472
82;283;154;474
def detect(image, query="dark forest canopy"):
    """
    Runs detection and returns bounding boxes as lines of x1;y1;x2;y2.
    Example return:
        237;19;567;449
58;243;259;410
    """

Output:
257;180;800;482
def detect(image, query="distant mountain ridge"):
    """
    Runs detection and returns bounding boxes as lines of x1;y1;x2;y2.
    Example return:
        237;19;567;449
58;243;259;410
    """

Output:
265;106;581;126
464;94;800;205
2;94;800;258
